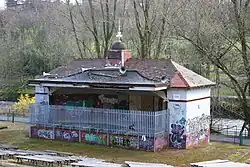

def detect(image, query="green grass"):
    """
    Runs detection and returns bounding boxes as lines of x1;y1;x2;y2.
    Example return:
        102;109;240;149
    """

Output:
0;122;250;166
219;87;236;96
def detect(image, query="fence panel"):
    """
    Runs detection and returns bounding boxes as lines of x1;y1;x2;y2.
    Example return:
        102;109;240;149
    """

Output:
30;104;167;137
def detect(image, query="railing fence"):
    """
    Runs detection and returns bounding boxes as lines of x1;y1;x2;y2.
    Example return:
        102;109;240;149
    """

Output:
30;104;167;137
29;104;169;152
0;106;29;123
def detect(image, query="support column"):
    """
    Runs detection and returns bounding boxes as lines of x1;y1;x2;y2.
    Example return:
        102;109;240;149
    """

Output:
35;86;50;105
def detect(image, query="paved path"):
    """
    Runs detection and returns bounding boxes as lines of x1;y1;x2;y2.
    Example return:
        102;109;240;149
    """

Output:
210;134;250;146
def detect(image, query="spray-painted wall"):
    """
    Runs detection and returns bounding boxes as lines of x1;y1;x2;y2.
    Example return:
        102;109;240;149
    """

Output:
185;88;210;149
167;89;187;149
167;88;211;149
35;86;49;105
168;102;187;148
30;125;168;152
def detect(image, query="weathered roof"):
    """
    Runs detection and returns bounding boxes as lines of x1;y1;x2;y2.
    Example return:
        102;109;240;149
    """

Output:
65;69;157;85
44;58;215;88
171;61;215;88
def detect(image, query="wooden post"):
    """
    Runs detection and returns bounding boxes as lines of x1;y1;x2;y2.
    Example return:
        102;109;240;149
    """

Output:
12;109;14;123
79;129;81;143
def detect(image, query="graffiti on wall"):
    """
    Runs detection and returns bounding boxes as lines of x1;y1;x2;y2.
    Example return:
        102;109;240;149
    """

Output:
186;114;210;134
98;95;118;104
169;103;186;149
139;137;154;151
55;129;79;142
110;135;139;149
169;121;186;149
31;127;54;139
154;133;168;151
186;114;210;148
38;129;54;139
81;131;107;145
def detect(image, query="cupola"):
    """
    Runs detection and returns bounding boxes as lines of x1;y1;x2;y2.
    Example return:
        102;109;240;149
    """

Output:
105;21;132;67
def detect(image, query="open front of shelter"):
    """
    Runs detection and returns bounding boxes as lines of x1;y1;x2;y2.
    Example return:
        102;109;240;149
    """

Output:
28;34;215;151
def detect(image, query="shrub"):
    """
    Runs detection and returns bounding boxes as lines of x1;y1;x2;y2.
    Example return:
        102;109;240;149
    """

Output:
13;94;35;116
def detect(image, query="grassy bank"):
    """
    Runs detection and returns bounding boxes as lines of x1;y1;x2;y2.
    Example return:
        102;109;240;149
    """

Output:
0;122;249;166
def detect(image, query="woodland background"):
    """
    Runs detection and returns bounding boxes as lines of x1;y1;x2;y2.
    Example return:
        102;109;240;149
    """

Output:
0;0;250;131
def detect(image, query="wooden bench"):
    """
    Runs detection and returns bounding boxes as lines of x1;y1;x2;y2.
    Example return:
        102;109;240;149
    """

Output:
0;144;18;150
0;152;8;159
20;150;57;156
190;160;230;167
190;160;250;167
0;150;21;158
45;150;73;156
34;154;72;165
15;155;55;167
71;161;122;167
125;161;173;167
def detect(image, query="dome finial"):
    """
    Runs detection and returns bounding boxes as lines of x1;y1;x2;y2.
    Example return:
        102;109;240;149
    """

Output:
116;19;122;42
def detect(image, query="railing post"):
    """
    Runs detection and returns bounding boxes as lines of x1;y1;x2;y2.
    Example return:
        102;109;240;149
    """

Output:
154;111;157;152
12;109;14;123
233;132;235;144
79;108;81;143
227;125;228;136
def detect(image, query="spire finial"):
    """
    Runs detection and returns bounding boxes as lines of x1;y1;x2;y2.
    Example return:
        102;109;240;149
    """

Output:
116;19;122;42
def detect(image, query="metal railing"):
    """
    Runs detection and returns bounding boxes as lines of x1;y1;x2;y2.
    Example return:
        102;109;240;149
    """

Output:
211;123;250;145
0;106;29;123
29;104;167;137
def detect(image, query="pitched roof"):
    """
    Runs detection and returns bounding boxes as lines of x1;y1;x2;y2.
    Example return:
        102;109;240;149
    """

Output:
47;58;215;88
171;61;215;88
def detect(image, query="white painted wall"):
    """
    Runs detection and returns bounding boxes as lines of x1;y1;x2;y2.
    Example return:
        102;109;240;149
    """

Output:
167;87;211;130
167;88;187;100
186;88;211;100
186;88;211;120
186;98;210;120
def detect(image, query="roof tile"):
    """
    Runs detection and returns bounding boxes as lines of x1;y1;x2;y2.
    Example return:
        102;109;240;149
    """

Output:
47;58;215;88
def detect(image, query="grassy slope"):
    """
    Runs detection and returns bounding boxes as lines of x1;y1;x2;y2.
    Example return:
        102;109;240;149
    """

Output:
0;122;249;166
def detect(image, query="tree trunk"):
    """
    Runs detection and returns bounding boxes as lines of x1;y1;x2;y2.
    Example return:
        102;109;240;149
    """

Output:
67;2;84;59
248;127;250;137
239;121;246;145
248;83;250;97
206;62;210;79
210;66;220;128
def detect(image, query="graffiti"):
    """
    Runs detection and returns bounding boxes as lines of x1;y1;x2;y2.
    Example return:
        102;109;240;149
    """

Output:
81;132;107;145
186;114;210;148
37;129;54;139
186;114;210;134
110;135;139;149
169;123;186;149
98;95;118;104
169;103;186;149
139;137;154;151
154;133;168;151
186;129;210;148
55;129;79;141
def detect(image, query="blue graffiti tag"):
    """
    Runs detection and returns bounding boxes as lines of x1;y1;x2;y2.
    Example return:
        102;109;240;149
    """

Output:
169;123;186;149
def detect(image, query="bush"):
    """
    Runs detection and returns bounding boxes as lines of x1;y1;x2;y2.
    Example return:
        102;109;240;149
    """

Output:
13;94;35;116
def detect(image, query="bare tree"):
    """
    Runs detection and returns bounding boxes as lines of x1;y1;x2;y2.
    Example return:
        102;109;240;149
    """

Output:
133;0;156;58
100;0;117;56
66;0;84;59
171;0;250;143
74;0;118;58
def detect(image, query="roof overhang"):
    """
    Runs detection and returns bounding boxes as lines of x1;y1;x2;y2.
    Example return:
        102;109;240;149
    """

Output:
170;83;216;89
28;79;168;91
